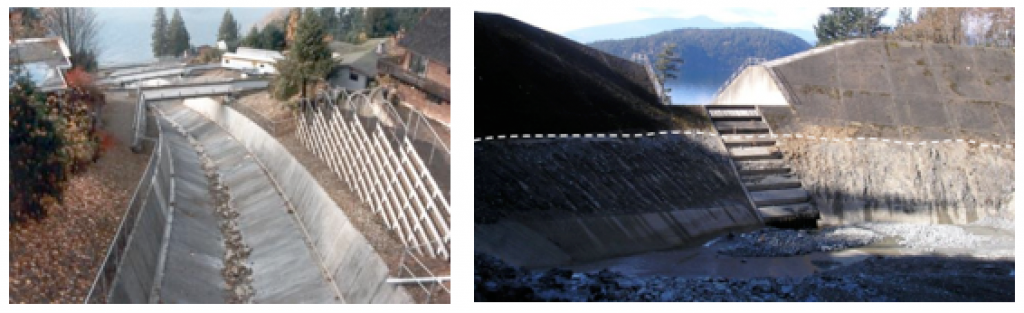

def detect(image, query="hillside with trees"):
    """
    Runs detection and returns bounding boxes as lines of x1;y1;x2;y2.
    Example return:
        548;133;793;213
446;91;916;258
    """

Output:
813;7;1014;48
589;28;811;83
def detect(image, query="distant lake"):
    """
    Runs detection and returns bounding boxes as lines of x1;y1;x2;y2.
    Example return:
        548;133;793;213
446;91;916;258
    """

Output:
94;7;275;65
666;69;732;105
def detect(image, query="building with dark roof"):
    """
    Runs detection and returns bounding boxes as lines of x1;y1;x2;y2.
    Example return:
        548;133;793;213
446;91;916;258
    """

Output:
328;38;386;91
378;8;451;124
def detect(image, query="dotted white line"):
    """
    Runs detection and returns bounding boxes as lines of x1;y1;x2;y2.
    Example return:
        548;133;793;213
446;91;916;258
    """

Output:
471;130;1013;148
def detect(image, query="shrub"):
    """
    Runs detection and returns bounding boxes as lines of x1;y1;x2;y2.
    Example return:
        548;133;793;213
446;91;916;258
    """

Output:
9;77;66;222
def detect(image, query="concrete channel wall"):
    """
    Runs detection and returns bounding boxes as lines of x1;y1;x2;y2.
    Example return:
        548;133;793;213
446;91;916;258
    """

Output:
107;129;174;303
756;40;1014;143
182;98;413;303
474;135;761;267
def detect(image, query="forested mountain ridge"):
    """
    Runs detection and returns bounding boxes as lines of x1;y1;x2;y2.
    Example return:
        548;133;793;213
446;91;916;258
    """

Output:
564;16;817;45
590;28;811;79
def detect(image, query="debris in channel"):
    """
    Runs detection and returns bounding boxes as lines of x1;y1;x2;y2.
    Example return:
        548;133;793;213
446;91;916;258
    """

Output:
190;135;255;303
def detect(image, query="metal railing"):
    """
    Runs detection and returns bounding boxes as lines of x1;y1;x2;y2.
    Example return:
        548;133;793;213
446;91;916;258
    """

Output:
295;87;450;258
632;53;665;104
386;241;450;303
86;103;170;303
130;80;270;152
713;57;768;101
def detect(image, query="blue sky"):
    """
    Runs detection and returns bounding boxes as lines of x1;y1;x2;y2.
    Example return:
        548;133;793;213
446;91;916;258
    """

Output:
478;6;912;34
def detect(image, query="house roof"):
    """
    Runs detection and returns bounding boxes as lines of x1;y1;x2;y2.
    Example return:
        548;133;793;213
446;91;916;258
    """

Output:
9;37;73;91
399;8;450;66
329;38;386;77
224;47;284;63
335;49;379;77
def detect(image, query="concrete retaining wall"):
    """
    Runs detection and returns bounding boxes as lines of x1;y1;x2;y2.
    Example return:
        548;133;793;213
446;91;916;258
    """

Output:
779;135;1014;225
474;135;761;267
726;40;1013;143
182;98;412;303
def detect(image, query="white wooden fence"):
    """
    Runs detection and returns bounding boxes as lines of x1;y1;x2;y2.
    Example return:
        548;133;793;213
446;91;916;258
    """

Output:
295;89;450;259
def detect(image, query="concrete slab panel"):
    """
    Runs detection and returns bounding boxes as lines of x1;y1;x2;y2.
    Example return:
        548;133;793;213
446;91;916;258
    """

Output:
837;63;891;92
994;103;1014;140
981;73;1014;102
888;64;942;95
947;100;1000;133
773;52;838;87
925;43;976;69
839;91;896;126
893;96;951;128
836;40;886;64
971;47;1014;75
885;41;930;64
936;65;990;99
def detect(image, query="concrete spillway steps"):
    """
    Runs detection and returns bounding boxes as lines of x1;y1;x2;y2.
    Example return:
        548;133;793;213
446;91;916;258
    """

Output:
706;105;819;226
728;146;783;161
156;103;344;303
722;136;777;147
750;188;810;207
742;174;803;191
713;120;771;134
734;160;791;176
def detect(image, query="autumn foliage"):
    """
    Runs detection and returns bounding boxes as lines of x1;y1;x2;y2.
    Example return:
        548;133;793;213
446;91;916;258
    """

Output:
10;69;104;222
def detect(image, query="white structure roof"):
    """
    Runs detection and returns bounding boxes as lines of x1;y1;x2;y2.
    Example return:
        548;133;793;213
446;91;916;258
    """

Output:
9;37;73;91
224;47;284;63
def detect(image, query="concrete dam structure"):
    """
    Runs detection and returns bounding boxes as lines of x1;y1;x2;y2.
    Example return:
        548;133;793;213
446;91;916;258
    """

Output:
475;38;1013;269
713;39;1014;225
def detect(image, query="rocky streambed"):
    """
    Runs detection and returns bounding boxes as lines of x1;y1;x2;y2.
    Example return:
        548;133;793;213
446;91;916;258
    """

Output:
476;220;1015;302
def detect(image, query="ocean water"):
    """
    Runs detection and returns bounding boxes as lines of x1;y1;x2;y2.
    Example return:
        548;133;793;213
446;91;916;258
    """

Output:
94;7;275;65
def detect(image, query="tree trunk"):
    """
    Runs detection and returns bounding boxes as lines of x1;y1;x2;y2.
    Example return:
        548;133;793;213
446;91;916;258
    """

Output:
301;77;307;99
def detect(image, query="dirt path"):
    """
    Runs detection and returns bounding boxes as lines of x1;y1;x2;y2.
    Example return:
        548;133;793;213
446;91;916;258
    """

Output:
9;91;150;303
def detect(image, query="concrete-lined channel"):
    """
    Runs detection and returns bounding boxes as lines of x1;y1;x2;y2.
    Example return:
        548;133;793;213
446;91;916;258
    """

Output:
90;100;413;303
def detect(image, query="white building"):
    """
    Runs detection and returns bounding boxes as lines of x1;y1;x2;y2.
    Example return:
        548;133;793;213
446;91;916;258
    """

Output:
9;37;73;92
221;47;284;75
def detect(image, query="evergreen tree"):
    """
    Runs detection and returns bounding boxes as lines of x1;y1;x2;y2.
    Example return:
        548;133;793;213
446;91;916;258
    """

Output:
654;43;684;103
274;10;334;100
217;9;240;47
366;8;396;38
259;23;287;50
152;7;169;56
319;7;339;39
814;7;888;46
346;7;366;43
241;25;259;48
167;9;191;56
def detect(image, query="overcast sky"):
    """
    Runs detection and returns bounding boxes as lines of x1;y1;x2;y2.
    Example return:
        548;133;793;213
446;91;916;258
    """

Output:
477;6;911;34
